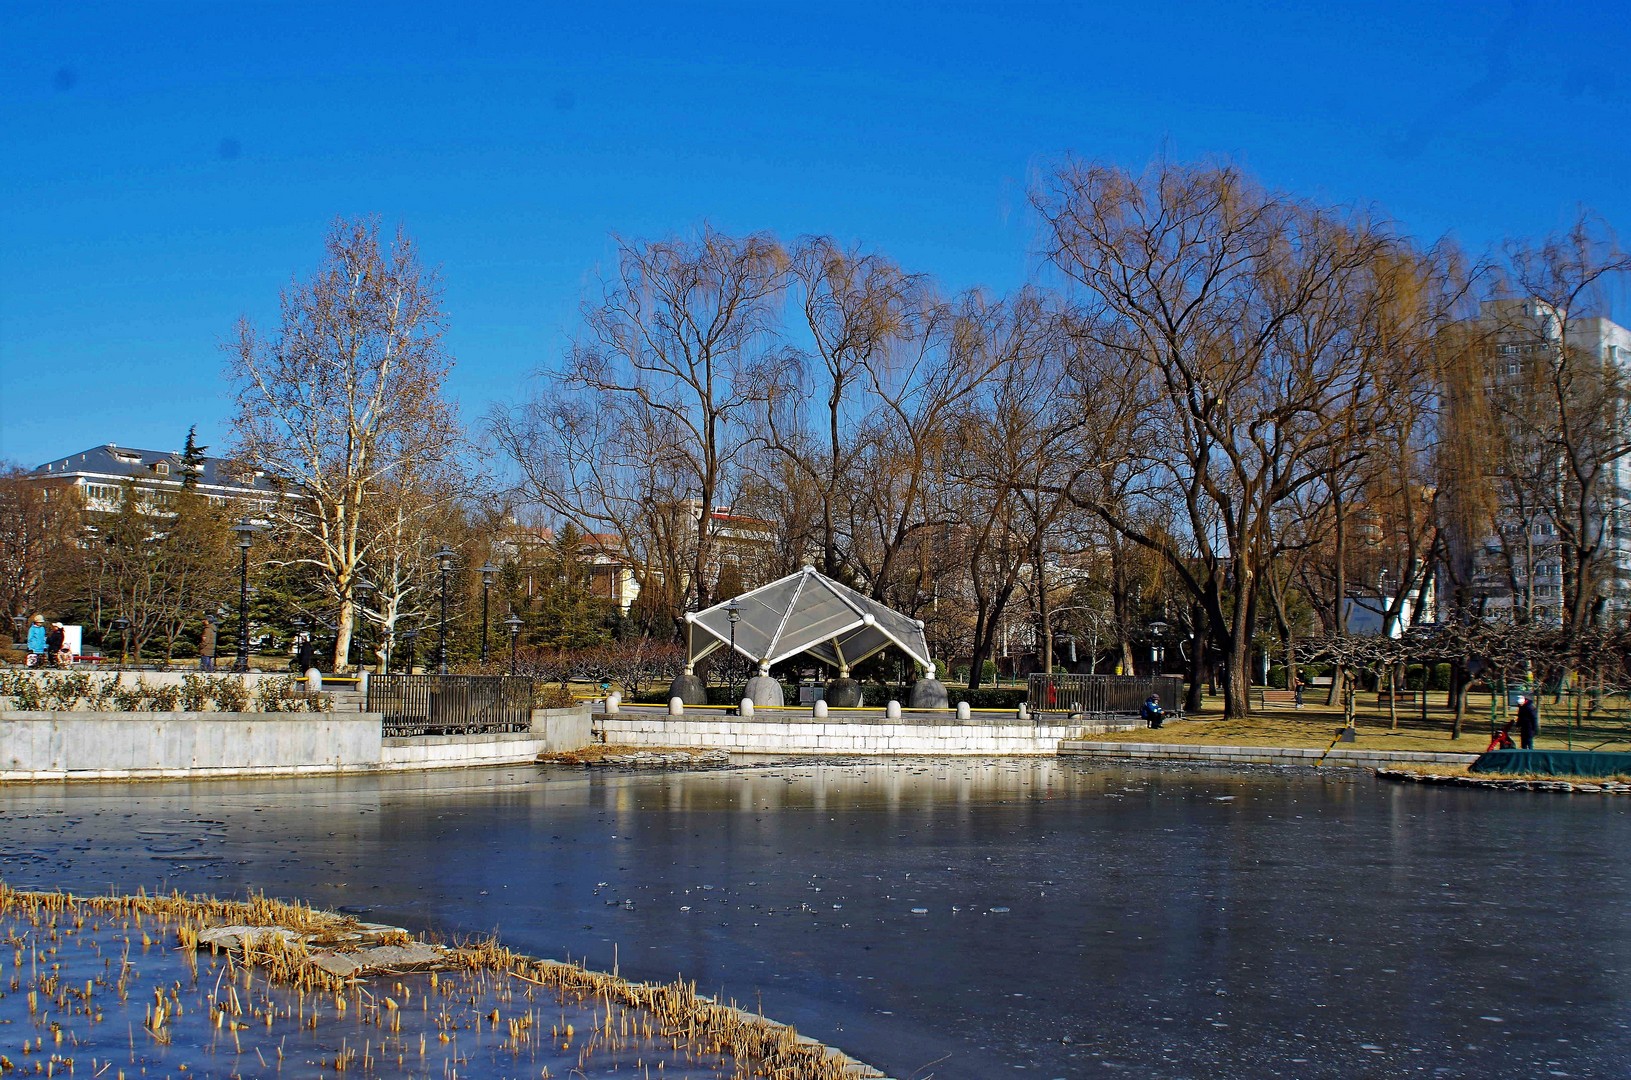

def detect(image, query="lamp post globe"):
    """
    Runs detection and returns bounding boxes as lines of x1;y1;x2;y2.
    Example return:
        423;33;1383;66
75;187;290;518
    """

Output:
726;598;741;708
504;612;523;676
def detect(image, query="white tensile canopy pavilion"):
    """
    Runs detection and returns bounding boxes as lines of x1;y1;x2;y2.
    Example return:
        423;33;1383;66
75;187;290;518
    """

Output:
684;565;934;679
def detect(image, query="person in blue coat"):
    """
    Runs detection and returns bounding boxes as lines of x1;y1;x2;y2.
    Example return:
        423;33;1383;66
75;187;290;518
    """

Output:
1141;694;1165;729
25;614;47;666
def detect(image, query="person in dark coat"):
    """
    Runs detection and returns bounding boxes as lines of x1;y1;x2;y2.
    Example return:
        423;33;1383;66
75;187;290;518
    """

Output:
295;633;317;674
198;615;217;672
44;622;65;668
1515;695;1539;750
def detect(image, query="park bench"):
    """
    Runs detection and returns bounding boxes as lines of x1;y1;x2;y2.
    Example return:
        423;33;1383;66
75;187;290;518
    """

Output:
1261;688;1299;707
1376;690;1420;705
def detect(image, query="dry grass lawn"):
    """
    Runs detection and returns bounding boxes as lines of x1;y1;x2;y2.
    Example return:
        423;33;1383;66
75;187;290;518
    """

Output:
1081;692;1631;755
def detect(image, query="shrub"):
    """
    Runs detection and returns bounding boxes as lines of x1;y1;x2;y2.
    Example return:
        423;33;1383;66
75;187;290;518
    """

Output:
254;676;296;712
85;676;117;710
180;674;211;712
534;684;576;709
208;676;250;712
110;681;146;711
44;672;88;711
954;687;1028;709
250;676;330;713
9;675;44;711
148;682;182;711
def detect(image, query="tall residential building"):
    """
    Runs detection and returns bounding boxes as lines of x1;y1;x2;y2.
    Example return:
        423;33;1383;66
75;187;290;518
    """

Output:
1469;300;1631;624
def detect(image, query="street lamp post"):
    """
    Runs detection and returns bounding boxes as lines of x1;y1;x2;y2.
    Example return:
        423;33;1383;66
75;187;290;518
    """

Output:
726;598;741;709
434;546;455;674
479;562;497;663
353;577;376;672
110;617;130;672
505;613;523;676
232;520;257;672
1148;618;1169;676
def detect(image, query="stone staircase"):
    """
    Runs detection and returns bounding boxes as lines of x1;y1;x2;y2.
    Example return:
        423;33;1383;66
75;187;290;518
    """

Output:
325;689;368;712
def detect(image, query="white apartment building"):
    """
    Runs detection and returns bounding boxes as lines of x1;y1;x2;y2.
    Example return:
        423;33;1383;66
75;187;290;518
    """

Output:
30;443;281;520
1472;300;1631;624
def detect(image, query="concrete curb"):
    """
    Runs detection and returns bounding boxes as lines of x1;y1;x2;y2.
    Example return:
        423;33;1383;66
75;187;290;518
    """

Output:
1059;740;1479;770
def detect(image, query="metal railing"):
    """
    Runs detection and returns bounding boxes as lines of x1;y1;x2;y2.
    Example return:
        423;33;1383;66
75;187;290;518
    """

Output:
367;674;534;737
1028;674;1183;719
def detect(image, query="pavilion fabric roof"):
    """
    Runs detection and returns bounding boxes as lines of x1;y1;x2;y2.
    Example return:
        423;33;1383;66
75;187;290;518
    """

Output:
686;566;932;673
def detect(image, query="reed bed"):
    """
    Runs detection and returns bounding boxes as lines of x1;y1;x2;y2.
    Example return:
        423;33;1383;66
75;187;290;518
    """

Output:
0;883;882;1079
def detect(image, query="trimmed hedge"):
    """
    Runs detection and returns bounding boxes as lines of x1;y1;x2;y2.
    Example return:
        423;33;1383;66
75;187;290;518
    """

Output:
954;687;1028;709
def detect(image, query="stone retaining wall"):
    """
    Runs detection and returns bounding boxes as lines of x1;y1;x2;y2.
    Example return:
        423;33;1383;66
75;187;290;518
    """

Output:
597;710;1137;755
0;705;593;781
1058;740;1478;770
0;712;383;779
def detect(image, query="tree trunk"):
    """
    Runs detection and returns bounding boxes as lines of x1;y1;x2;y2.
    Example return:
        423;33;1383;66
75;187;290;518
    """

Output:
1185;612;1206;712
333;599;354;673
1224;647;1251;718
966;579;1016;691
1449;660;1465;739
1326;492;1347;708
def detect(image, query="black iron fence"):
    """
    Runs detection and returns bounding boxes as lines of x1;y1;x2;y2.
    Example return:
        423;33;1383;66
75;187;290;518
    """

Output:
1028;674;1183;719
367;674;534;737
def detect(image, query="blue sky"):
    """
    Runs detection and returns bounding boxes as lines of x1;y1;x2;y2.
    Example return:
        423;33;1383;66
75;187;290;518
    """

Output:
4;0;1629;465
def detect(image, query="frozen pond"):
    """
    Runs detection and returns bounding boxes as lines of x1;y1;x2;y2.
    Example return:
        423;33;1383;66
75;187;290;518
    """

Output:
2;759;1629;1078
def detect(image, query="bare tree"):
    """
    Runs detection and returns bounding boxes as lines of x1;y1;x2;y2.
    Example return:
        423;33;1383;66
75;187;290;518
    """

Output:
227;217;462;671
947;295;1121;684
0;465;83;630
760;237;925;578
1036;159;1453;716
150;487;236;663
1479;216;1631;637
497;228;787;621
